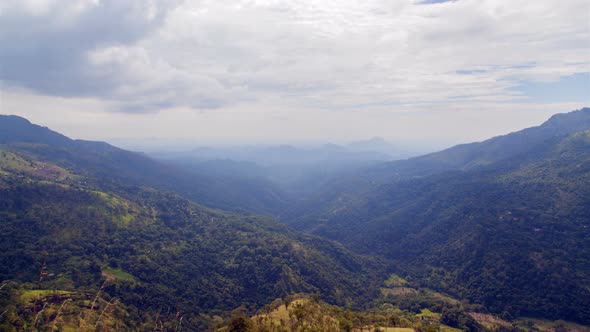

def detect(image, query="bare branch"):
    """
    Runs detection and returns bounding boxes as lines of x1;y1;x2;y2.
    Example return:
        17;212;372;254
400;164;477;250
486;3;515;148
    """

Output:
34;302;48;327
51;298;72;331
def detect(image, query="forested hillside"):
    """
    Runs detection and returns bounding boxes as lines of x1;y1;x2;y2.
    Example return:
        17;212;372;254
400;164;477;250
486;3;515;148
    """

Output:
1;109;590;330
0;141;383;330
283;108;590;222
0;115;289;215
284;109;590;324
384;107;590;175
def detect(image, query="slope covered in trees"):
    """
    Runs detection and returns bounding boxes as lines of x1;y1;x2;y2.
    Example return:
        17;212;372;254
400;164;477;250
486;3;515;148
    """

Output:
1;109;590;329
283;109;590;324
0;115;289;215
283;108;590;221
0;144;383;330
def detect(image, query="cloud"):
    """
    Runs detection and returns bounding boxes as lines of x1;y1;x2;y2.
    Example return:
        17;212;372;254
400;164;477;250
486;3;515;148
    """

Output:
415;0;458;4
0;0;182;107
1;0;588;114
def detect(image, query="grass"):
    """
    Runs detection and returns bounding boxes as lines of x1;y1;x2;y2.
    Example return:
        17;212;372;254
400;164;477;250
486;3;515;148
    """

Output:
515;317;590;332
93;191;139;226
0;150;35;172
469;312;512;330
429;291;460;305
250;299;307;328
416;309;441;320
380;287;417;296
248;298;420;332
20;289;72;304
384;274;409;287
249;298;345;331
102;268;137;282
0;149;73;181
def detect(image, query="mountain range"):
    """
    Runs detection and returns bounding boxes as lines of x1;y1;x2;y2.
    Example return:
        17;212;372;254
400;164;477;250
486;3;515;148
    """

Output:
0;115;383;330
284;107;590;323
0;107;589;330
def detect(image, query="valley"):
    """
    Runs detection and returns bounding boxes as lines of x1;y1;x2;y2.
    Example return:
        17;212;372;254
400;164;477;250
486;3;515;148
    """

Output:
1;108;589;331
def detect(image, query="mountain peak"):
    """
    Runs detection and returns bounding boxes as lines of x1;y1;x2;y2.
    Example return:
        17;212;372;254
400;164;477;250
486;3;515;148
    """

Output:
0;114;32;125
383;107;590;174
0;114;71;146
542;107;590;131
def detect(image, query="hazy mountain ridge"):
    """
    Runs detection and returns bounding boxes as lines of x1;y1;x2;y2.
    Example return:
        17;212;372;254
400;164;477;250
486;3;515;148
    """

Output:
386;107;590;175
0;114;290;215
152;138;404;167
0;115;72;146
285;107;590;225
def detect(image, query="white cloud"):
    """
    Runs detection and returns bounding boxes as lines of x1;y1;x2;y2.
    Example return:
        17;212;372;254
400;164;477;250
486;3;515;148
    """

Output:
0;0;588;143
140;0;587;110
0;0;180;101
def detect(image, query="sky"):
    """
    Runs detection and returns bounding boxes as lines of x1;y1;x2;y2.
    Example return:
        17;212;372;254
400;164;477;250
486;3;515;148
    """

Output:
1;0;589;148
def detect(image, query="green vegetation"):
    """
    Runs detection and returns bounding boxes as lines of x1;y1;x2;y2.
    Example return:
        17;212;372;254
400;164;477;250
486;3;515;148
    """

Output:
513;318;590;331
217;295;432;332
0;281;133;331
102;268;137;282
285;112;590;325
384;274;409;288
0;148;72;182
0;114;290;216
0;146;383;329
215;294;562;332
1;110;590;330
19;289;73;304
92;191;140;226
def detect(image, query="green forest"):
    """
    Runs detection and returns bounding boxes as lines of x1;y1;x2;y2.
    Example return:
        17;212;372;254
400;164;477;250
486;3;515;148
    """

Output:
1;109;590;331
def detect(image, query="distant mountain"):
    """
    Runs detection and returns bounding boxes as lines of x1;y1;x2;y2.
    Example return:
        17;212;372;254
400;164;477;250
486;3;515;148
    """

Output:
168;143;393;166
151;142;393;200
286;108;590;222
284;108;590;324
0;115;289;215
383;107;590;176
0;115;71;146
347;136;412;159
348;136;391;150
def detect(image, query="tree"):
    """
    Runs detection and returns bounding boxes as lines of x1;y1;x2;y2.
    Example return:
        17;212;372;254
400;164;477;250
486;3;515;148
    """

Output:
228;315;252;332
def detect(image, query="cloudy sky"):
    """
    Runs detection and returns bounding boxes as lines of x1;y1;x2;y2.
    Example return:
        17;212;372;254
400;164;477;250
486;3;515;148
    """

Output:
1;0;589;148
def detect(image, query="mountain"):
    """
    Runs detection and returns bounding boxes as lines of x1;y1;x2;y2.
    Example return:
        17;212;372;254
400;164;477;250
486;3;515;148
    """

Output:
286;108;590;224
2;109;590;328
152;143;391;201
381;107;590;176
0;123;384;330
284;108;590;324
347;136;414;159
0;115;71;146
0;115;289;215
153;143;392;168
